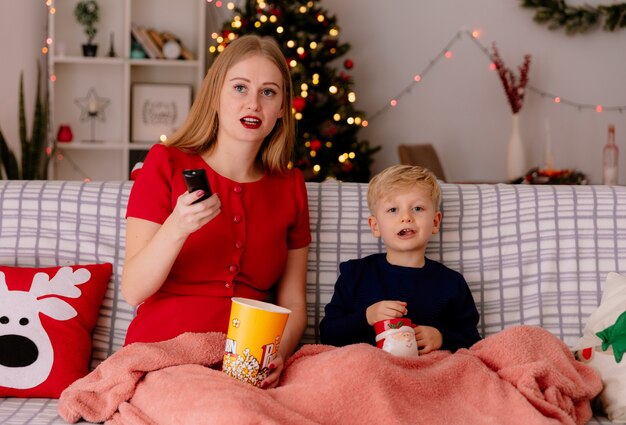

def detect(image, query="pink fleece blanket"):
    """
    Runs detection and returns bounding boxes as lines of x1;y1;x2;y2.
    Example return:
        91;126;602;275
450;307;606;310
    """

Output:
58;326;601;425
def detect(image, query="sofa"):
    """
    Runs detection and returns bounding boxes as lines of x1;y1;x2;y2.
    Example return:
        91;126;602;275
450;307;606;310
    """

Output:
0;179;624;424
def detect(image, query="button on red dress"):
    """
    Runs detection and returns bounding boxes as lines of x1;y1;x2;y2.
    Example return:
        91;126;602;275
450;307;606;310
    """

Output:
124;144;311;344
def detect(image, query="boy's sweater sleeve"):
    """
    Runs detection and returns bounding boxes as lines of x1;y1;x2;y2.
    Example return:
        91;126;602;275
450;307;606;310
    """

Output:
438;275;482;351
319;261;374;346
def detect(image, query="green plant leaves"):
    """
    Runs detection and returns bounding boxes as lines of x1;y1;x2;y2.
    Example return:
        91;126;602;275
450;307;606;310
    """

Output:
0;62;51;180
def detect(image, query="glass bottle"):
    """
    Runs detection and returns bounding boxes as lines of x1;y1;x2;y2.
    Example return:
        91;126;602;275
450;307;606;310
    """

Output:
603;124;619;185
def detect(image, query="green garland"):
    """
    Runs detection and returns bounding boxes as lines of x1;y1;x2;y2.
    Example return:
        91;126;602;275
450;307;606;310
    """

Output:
520;0;626;34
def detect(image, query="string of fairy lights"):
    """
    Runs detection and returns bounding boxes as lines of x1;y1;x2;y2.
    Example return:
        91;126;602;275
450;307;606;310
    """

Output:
366;27;626;122
41;0;626;181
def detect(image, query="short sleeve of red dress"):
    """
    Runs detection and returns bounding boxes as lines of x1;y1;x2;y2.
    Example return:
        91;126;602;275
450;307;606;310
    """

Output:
124;144;311;344
126;144;178;224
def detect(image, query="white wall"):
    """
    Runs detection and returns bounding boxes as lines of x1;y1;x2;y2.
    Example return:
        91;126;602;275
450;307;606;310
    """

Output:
321;0;626;183
0;0;47;163
4;1;626;183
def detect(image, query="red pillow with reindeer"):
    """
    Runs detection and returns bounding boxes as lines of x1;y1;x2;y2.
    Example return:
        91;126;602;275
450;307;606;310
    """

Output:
0;263;111;398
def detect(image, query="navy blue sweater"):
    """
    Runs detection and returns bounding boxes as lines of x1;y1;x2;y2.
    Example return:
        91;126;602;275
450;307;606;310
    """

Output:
319;253;481;351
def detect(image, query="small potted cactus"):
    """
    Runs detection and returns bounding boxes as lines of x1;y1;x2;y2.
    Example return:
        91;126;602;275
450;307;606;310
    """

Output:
74;0;100;57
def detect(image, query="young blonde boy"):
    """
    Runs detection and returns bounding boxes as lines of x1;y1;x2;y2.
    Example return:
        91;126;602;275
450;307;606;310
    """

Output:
319;165;481;353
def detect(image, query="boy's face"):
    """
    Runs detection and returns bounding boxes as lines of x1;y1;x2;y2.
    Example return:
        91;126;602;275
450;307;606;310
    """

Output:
368;184;441;262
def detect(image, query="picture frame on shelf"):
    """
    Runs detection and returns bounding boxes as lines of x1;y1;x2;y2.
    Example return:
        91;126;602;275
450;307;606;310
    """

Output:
131;83;192;143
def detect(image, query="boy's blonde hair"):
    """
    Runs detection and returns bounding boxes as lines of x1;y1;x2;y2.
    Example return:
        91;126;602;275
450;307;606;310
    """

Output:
165;35;294;174
367;165;441;214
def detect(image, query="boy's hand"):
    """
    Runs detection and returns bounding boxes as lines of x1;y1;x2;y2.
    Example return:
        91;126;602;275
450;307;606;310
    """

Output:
414;325;442;354
366;300;408;325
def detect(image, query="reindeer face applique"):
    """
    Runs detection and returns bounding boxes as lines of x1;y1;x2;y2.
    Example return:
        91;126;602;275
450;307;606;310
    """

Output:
0;267;91;389
0;263;111;398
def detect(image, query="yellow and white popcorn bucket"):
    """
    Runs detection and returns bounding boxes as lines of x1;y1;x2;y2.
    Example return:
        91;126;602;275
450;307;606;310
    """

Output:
222;297;291;387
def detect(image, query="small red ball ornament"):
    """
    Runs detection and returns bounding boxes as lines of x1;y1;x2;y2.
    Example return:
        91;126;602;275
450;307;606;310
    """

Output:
310;139;322;151
293;96;306;112
343;59;354;70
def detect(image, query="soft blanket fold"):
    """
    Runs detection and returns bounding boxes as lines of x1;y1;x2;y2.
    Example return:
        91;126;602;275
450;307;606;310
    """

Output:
58;326;601;425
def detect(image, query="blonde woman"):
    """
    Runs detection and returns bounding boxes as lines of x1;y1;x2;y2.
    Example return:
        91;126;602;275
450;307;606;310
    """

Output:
121;35;310;388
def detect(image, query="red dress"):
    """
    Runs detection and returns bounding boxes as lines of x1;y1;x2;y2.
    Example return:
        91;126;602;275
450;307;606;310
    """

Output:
124;144;311;344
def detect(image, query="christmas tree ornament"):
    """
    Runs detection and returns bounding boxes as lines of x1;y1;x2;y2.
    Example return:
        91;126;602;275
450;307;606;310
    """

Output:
343;59;353;70
293;96;306;112
310;139;322;151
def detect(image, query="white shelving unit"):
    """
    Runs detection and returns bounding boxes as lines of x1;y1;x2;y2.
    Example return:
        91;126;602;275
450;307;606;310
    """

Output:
48;0;206;180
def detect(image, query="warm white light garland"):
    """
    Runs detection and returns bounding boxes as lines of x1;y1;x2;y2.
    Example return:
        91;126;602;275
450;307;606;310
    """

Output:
367;28;626;124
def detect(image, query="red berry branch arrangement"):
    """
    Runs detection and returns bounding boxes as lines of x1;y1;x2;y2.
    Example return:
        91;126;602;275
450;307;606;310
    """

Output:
491;43;532;114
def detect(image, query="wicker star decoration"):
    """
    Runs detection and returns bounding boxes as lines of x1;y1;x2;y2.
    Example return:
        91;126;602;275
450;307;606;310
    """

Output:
74;87;110;122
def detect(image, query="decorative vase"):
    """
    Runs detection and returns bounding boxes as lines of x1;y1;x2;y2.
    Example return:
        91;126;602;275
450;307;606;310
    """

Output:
56;124;73;143
507;113;526;181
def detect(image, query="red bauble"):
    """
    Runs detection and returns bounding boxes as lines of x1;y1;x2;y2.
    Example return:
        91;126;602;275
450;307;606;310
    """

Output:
321;121;338;137
293;96;306;112
339;71;351;82
310;139;322;151
342;161;353;172
343;59;354;70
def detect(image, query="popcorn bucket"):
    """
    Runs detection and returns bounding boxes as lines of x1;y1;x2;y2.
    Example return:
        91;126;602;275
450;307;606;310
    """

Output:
373;318;414;348
222;297;291;387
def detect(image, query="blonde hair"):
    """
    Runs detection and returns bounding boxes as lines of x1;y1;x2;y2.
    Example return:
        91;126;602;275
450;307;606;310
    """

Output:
367;165;441;213
165;35;294;174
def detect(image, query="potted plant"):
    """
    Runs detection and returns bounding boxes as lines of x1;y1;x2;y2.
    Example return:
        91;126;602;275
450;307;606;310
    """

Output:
74;0;100;57
0;63;53;180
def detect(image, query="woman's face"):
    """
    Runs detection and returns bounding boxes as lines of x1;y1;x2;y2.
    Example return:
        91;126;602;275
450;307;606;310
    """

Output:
217;54;284;149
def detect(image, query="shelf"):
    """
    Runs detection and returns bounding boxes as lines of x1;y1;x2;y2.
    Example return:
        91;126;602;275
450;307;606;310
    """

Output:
53;56;125;66
56;141;126;151
48;0;207;181
129;59;201;68
53;56;200;68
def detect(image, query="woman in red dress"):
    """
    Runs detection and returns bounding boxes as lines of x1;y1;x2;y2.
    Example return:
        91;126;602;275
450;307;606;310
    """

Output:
121;35;311;389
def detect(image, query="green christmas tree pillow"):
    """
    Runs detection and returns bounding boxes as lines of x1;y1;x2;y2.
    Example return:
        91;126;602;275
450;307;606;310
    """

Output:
573;272;626;422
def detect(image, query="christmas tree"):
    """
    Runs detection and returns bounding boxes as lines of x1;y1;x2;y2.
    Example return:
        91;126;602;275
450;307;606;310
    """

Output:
209;0;379;182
